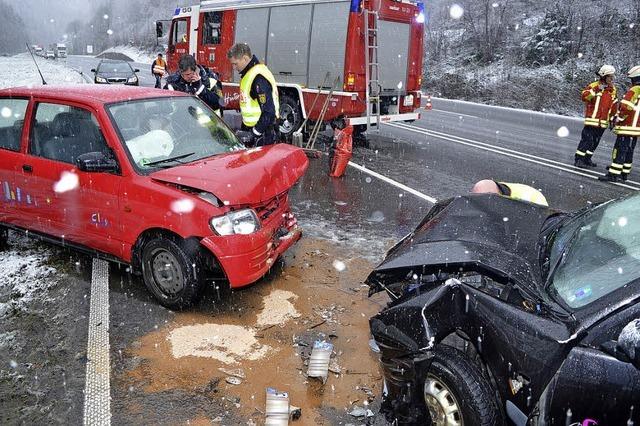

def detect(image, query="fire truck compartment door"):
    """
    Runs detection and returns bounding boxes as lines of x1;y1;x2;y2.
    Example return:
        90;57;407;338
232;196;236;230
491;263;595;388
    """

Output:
233;8;270;83
377;20;410;92
266;4;312;84
308;2;350;88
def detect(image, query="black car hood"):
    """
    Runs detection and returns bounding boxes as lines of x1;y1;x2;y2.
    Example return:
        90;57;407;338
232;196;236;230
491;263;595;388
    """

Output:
369;194;557;292
98;71;134;78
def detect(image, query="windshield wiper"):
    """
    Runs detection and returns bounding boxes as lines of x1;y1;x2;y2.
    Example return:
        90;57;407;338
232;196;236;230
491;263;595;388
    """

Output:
145;152;195;167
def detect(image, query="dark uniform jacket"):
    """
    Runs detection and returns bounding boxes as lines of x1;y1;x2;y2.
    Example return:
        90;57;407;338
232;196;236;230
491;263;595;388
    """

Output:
164;65;225;113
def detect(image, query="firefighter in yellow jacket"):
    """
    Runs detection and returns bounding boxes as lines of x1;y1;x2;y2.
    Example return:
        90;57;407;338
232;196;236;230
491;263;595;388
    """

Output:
599;65;640;183
227;43;280;146
574;65;618;168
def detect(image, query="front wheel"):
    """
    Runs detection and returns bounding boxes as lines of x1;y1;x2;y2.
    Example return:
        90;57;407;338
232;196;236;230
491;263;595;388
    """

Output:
278;95;303;140
141;237;204;310
420;345;504;426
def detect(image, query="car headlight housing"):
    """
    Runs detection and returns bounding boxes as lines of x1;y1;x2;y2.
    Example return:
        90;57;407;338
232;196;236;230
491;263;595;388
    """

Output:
210;209;260;236
96;76;107;83
127;76;138;83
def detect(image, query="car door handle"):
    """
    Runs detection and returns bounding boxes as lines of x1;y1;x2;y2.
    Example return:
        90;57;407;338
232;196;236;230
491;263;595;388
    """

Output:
22;164;33;173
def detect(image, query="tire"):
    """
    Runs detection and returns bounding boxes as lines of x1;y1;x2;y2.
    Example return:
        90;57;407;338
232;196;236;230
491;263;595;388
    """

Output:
140;236;204;310
419;345;504;426
278;94;303;139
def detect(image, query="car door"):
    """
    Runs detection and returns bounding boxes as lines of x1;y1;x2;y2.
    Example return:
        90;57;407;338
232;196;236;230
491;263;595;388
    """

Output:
0;97;30;227
18;100;125;258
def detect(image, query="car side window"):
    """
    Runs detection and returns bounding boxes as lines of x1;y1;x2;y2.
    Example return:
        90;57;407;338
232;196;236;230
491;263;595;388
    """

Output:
0;98;29;152
30;103;110;165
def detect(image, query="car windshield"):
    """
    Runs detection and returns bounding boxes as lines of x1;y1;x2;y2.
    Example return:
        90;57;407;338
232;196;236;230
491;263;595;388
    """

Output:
549;194;640;309
108;96;244;171
99;61;132;73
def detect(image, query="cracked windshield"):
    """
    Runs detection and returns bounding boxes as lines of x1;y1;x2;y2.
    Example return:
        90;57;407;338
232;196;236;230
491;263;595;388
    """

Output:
0;0;639;425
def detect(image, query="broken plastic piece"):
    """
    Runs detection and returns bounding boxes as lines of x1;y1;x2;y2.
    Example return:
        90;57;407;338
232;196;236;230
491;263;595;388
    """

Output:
289;405;302;421
307;340;333;384
225;376;242;385
265;387;290;425
348;406;374;418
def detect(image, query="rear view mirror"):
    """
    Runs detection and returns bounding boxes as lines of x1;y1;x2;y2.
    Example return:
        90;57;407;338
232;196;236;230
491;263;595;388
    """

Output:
76;151;119;173
618;319;640;369
90;68;96;73
134;69;140;73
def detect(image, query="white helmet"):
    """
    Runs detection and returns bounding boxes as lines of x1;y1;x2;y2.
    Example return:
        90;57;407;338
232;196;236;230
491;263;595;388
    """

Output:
598;65;615;77
628;65;640;79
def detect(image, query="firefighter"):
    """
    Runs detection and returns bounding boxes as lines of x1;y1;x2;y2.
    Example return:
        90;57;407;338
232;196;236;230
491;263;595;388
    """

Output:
599;65;640;183
164;54;224;116
471;180;548;206
227;43;280;146
574;65;618;168
151;53;167;89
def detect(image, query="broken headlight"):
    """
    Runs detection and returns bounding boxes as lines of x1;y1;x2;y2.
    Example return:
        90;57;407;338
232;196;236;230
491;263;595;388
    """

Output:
210;209;260;236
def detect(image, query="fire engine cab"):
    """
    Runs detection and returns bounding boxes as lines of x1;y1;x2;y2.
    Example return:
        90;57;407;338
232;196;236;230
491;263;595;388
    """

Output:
162;0;424;138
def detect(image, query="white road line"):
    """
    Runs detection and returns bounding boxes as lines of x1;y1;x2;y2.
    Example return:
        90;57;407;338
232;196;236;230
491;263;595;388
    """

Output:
347;160;438;203
83;258;111;426
430;109;478;119
386;122;640;192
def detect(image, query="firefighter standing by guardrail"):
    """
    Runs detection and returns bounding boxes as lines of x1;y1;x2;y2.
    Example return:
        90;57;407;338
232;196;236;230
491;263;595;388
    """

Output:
574;65;618;169
227;43;280;146
599;65;640;183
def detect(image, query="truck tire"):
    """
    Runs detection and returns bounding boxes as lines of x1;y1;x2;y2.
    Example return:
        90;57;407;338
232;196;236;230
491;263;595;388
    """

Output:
141;236;204;310
279;94;303;140
418;345;504;426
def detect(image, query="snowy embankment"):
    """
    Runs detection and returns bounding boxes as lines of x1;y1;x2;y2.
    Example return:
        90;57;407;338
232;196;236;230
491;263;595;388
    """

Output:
96;45;158;64
0;53;87;89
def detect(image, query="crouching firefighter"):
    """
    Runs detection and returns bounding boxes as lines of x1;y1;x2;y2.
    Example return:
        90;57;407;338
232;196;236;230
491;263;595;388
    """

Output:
227;43;280;146
164;54;225;116
574;65;618;168
600;65;640;183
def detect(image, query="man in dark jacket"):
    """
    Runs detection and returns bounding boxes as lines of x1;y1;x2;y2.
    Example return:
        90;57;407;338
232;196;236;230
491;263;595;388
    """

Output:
164;54;224;116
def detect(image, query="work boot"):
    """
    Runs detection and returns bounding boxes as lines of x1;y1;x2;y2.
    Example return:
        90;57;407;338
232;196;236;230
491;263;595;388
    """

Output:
574;158;589;169
598;173;620;183
585;158;598;168
621;174;628;182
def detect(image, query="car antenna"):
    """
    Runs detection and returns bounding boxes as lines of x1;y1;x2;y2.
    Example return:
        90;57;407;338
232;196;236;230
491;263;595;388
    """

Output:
25;43;47;85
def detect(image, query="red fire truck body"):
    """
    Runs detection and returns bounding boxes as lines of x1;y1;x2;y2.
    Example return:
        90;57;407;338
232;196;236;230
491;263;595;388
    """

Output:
166;0;424;134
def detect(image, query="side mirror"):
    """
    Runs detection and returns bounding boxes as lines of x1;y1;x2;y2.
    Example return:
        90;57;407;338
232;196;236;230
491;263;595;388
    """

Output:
90;68;96;73
76;151;119;173
234;130;254;146
134;68;140;73
618;319;640;369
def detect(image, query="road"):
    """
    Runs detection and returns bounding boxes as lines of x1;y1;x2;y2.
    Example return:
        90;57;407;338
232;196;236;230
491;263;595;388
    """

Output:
66;55;156;87
1;88;633;424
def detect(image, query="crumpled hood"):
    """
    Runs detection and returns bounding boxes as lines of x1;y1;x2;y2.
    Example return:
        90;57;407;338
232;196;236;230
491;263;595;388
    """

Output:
370;194;556;289
151;144;309;206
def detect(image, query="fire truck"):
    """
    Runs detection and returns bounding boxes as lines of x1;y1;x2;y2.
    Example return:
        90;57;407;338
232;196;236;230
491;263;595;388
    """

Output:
162;0;425;137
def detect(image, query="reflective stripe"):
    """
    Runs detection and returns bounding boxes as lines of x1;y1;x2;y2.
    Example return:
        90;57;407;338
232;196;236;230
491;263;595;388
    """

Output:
610;163;624;169
575;150;586;156
239;64;280;127
584;118;607;128
591;92;602;119
614;126;640;136
621;99;637;109
500;182;548;207
167;84;175;91
586;150;593;155
608;168;622;175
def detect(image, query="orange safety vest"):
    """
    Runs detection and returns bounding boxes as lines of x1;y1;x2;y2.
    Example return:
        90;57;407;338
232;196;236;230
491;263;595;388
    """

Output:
153;58;167;75
581;81;617;128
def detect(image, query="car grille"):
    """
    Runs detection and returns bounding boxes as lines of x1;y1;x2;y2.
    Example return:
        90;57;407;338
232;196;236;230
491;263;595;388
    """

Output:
255;193;286;223
108;77;127;83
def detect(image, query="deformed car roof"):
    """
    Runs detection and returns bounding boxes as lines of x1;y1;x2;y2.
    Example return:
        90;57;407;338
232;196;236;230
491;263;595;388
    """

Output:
0;85;186;106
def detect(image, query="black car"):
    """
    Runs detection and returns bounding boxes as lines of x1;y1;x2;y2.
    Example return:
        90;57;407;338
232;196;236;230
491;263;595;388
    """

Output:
368;193;640;425
91;59;139;86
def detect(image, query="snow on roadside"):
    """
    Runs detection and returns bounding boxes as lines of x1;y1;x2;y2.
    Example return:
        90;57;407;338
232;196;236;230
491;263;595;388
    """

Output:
0;53;86;89
98;45;158;64
0;233;58;320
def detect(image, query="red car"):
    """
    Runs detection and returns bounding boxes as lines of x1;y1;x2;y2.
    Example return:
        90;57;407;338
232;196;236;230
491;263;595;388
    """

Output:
0;85;308;309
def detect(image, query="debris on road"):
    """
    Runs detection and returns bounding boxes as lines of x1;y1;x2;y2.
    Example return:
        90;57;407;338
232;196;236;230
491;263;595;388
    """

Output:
225;376;243;385
348;405;374;418
307;340;333;384
289;405;302;421
265;387;290;425
219;367;246;379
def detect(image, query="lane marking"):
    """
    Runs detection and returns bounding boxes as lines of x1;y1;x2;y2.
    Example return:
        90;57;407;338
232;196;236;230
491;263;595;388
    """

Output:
386;122;640;192
431;109;478;119
83;258;111;426
347;160;438;203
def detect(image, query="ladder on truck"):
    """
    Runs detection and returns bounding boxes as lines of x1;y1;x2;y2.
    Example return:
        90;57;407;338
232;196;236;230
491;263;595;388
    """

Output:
364;4;381;133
